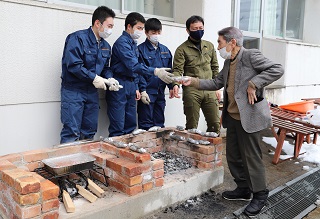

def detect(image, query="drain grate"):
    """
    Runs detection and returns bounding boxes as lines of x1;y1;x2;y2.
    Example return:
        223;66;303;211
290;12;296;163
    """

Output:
234;167;320;219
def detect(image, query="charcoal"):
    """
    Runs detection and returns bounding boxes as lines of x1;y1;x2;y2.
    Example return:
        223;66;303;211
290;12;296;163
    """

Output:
152;151;192;174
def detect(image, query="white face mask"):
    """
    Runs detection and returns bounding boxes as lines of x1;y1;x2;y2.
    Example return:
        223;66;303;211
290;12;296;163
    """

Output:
99;27;112;39
219;45;232;59
149;34;161;44
130;29;143;39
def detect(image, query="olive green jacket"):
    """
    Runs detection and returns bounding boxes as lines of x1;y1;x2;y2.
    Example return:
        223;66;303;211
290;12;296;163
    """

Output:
172;38;219;86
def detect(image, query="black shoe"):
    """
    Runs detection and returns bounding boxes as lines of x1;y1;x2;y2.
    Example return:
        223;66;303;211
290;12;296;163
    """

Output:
244;189;269;217
222;187;252;201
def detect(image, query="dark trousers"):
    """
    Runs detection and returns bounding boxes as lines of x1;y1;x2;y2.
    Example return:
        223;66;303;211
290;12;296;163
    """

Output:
137;92;165;130
106;78;137;137
60;87;99;143
226;114;267;193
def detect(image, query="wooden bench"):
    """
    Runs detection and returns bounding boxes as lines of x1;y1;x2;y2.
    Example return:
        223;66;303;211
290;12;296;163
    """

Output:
271;117;318;164
270;106;320;144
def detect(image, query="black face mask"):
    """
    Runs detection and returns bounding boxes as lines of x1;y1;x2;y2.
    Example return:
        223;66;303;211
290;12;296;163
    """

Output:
189;29;204;41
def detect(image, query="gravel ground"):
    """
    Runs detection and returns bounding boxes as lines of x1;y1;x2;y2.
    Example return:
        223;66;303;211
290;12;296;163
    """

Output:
142;129;320;219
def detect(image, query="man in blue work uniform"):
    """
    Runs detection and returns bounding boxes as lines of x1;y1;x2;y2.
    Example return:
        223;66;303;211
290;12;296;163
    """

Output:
106;12;174;137
60;6;120;143
137;18;174;130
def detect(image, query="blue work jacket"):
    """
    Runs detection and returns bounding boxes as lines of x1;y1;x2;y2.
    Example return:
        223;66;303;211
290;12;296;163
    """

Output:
61;27;112;90
138;39;173;94
111;31;155;89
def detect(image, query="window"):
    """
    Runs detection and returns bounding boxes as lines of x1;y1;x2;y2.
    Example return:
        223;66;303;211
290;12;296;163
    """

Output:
233;0;305;49
60;0;121;10
239;0;261;33
264;0;305;39
58;0;174;19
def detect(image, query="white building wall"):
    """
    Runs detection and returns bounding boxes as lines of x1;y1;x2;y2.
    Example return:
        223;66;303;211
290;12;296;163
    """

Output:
0;0;232;155
303;0;320;45
262;38;320;105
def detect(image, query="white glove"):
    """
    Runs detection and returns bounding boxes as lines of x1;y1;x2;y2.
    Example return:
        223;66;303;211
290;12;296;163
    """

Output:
141;91;150;105
93;75;107;90
104;78;120;91
154;68;174;84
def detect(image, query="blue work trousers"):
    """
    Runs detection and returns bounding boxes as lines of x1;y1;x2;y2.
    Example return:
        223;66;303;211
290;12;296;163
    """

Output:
60;86;99;143
106;78;137;137
137;92;165;130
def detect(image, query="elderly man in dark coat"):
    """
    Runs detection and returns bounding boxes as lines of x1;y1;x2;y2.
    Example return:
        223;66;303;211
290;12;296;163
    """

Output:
182;26;284;217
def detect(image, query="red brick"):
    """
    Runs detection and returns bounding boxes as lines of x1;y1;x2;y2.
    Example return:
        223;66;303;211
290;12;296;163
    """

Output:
208;137;222;145
106;159;122;173
47;146;82;157
215;144;224;153
135;139;156;148
135;153;151;163
151;159;164;170
101;143;119;155
154;178;164;187
143;182;154;192
141;164;152;173
40;180;59;201
0;154;22;163
42;210;59;219
15;204;41;219
42;198;60;213
0;160;17;171
146;146;162;154
118;149;136;161
177;142;215;155
107;158;143;177
11;190;40;205
113;172;142;186
80;142;101;152
0;181;8;191
90;151;117;166
26;161;42;171
14;176;41;195
22;149;49;163
109;179;143;196
122;162;143;177
30;172;46;182
153;169;164;178
91;171;107;184
0;203;8;219
2;169;33;188
197;161;214;169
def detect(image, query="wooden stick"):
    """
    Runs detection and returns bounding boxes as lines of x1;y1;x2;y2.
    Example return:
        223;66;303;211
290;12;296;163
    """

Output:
62;190;75;213
87;178;105;198
76;184;97;203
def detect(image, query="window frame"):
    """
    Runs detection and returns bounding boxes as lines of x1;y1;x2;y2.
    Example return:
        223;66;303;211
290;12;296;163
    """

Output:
47;0;175;21
233;0;305;47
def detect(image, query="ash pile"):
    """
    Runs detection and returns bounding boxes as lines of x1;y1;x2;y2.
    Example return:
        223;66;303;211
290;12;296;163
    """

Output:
152;151;192;174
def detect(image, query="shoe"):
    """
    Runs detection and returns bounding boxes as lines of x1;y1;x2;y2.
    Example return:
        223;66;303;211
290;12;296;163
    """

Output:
244;189;269;217
222;187;252;201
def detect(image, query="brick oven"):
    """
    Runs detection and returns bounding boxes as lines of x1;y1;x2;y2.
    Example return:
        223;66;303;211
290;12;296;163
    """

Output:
0;127;223;219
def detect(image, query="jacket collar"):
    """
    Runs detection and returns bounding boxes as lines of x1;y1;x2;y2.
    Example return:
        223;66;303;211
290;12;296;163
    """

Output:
88;27;98;45
186;38;207;51
122;31;135;44
236;46;245;61
145;39;161;50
